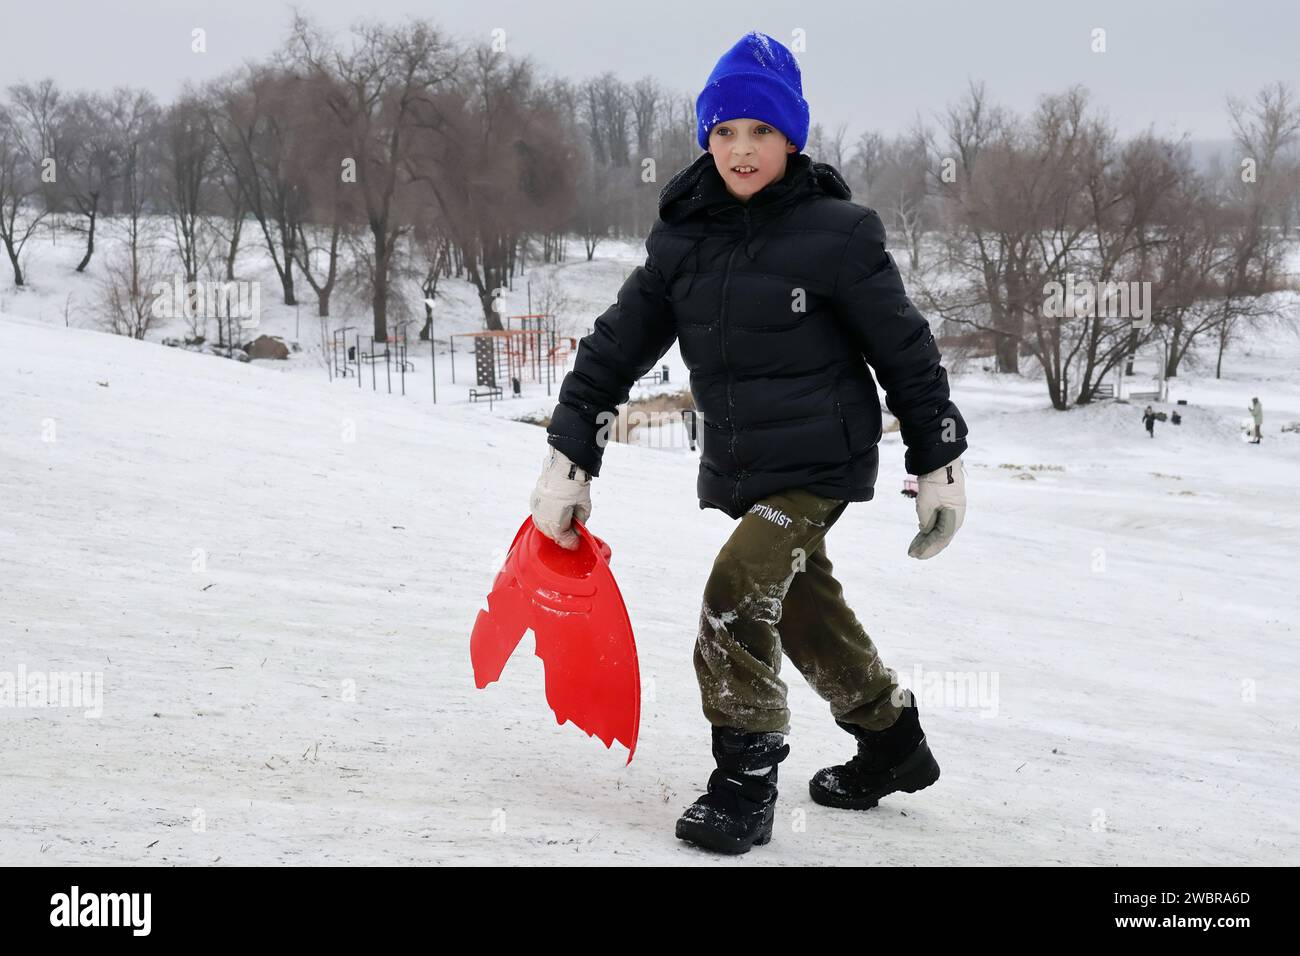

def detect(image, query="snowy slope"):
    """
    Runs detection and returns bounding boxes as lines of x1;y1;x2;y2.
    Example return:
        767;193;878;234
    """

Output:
2;296;1299;865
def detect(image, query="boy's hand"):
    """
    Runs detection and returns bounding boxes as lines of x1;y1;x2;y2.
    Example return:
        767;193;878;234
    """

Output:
530;446;592;550
908;457;966;560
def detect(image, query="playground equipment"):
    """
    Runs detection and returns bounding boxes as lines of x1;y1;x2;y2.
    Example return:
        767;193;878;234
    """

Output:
328;324;416;397
636;364;671;386
325;313;579;408
449;314;576;407
330;327;358;379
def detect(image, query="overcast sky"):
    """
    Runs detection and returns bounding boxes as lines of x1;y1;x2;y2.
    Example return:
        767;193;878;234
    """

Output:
3;0;1295;144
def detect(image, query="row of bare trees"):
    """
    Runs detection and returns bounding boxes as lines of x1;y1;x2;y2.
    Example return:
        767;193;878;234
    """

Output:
1;15;1297;405
843;81;1300;407
0;14;705;340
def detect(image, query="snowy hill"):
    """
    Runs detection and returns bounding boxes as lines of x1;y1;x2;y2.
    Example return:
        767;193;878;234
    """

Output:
2;259;1299;864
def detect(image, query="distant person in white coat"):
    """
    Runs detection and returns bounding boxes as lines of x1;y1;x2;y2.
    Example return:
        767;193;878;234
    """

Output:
1248;397;1263;444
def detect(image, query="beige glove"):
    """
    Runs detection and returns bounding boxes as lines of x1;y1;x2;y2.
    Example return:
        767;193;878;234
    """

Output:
529;446;592;550
908;456;966;560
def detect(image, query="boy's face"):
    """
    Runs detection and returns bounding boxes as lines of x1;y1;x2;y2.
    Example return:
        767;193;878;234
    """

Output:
708;117;798;202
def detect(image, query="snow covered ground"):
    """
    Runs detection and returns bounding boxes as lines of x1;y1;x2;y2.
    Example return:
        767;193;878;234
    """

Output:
2;231;1299;865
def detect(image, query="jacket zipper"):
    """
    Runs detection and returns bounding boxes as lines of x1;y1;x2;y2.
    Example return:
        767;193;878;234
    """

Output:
836;400;852;459
832;367;852;460
721;207;751;509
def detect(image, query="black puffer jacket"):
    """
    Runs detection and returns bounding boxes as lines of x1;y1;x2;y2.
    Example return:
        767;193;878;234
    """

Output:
547;151;968;519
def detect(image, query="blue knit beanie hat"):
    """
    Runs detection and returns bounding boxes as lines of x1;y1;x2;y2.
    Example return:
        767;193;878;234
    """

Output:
696;31;810;152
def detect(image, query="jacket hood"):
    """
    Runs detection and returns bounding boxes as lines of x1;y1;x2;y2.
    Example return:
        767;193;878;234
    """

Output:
657;151;851;225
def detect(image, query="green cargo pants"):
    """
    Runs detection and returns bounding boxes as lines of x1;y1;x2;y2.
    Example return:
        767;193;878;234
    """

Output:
693;487;903;735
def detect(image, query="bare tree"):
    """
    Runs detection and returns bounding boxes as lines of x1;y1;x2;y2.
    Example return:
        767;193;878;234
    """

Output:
846;130;885;200
285;15;462;340
583;73;630;168
924;84;1147;405
1066;134;1177;398
807;120;849;169
99;91;165;338
869;129;931;270
57;92;122;272
405;41;575;330
99;241;168;338
0;84;55;286
209;66;306;306
630;77;660;160
160;92;216;283
283;70;361;318
575;155;616;261
1213;81;1300;370
922;82;1027;374
207;153;246;281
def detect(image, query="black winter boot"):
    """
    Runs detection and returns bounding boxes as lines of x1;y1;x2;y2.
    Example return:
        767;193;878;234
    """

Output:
808;701;940;810
675;726;790;854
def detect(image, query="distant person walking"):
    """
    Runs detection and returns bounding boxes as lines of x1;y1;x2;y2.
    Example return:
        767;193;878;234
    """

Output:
1248;397;1263;444
1142;405;1157;438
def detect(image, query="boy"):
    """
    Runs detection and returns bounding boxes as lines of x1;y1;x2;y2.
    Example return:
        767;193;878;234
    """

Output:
530;31;968;854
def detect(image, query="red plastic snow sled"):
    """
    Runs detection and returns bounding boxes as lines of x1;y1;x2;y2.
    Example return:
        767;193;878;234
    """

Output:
470;516;640;764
